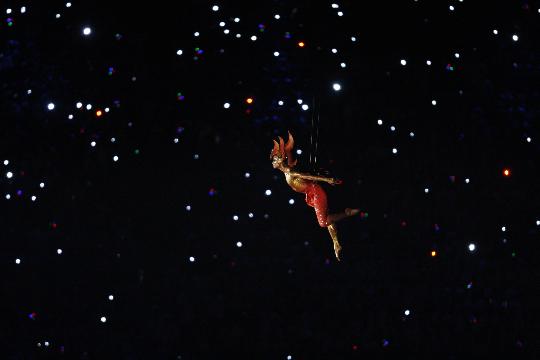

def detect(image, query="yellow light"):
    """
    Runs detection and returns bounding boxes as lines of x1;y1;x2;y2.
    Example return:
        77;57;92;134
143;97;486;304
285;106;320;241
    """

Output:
298;41;305;47
246;97;253;104
503;168;511;177
96;110;103;117
431;251;437;257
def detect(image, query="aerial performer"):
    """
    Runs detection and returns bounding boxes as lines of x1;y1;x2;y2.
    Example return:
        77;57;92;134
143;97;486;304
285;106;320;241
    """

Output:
270;131;359;261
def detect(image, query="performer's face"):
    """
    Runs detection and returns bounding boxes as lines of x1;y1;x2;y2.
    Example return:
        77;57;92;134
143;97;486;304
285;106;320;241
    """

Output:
272;155;283;168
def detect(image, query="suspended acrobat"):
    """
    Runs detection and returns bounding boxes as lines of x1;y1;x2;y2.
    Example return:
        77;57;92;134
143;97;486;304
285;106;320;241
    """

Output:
270;131;359;261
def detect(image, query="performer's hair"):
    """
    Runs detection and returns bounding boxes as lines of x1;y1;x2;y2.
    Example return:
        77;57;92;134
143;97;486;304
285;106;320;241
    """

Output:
270;131;297;168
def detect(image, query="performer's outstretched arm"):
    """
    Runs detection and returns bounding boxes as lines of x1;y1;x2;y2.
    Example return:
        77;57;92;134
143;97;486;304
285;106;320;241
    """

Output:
289;171;342;185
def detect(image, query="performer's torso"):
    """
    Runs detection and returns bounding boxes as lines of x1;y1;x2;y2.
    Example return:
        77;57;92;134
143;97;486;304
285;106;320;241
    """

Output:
285;173;310;193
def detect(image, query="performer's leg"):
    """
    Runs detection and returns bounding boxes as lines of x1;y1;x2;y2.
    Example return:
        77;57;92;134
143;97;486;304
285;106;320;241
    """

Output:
327;224;341;261
327;208;360;224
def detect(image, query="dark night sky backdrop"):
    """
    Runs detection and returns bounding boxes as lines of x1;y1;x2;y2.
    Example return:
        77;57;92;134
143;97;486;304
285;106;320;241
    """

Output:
1;0;540;358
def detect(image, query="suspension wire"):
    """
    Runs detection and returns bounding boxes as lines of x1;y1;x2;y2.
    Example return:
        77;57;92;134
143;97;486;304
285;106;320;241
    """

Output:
309;95;321;173
309;95;316;169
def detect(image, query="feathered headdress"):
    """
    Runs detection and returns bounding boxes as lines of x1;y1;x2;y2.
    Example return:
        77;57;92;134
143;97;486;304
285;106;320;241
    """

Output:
270;131;297;168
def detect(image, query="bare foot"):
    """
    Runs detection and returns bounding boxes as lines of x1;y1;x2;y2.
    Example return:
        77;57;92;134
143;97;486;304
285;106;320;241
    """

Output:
345;208;360;216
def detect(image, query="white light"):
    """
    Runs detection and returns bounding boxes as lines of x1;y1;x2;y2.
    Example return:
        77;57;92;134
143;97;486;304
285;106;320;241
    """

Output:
251;35;257;41
234;18;240;22
6;171;14;178
76;102;82;108
248;212;254;218
223;102;230;109
536;220;540;226
113;155;119;162
493;29;498;35
194;32;200;37
3;160;8;165
193;154;199;159
265;189;272;196
5;194;11;200
31;195;37;201
104;107;110;112
27;89;32;94
392;148;398;154
100;316;107;323
274;14;280;20
337;11;343;16
332;83;342;91
301;104;309;111
66;2;72;7
424;188;429;193
287;356;292;360
278;100;284;106
186;205;191;211
57;249;62;254
47;103;55;110
449;5;454;11
236;241;243;248
289;199;295;204
410;132;415;137
331;3;339;8
400;59;407;66
15;258;21;264
465;178;470;183
512;34;519;42
6;8;12;14
56;14;61;19
111;137;116;143
351;36;357;42
173;138;179;144
86;104;92;110
468;243;476;252
390;126;396;131
68;114;73;119
21;7;26;14
426;60;432;65
404;309;410;316
501;226;506;232
526;137;531;142
340;62;346;68
454;53;460;58
109;295;114;300
189;256;195;262
297;99;303;104
176;49;183;55
236;34;241;38
431;100;437;105
83;27;92;36
44;341;50;347
233;215;239;221
296;149;302;155
244;172;250;178
331;48;338;54
273;51;280;57
212;5;219;11
219;21;225;27
377;119;383;125
90;141;96;147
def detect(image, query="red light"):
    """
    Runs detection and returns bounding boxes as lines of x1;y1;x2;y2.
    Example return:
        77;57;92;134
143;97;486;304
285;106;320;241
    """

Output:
246;97;253;104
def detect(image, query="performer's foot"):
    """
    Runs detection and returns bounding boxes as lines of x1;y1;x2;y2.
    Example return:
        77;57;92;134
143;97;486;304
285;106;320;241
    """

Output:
345;208;360;216
333;241;342;261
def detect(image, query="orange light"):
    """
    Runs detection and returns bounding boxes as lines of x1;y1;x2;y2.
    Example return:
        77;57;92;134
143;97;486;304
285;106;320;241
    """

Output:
503;168;511;177
298;41;305;47
431;250;437;257
246;97;253;104
96;110;103;117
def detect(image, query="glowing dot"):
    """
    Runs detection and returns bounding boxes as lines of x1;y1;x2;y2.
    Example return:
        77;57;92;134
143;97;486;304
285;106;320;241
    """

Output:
265;189;272;196
377;119;383;125
351;36;357;42
173;138;179;143
86;104;92;110
113;155;119;162
57;249;62;254
449;5;454;11
96;110;102;117
244;172;250;178
44;341;50;347
223;29;230;34
273;51;280;57
298;41;305;47
233;215;239;221
68;114;73;119
503;168;511;177
55;14;61;19
111;137;116;143
76;102;82;108
83;27;91;36
512;34;518;41
340;62;346;68
536;220;540;226
194;32;200;37
392;148;398;154
289;199;295;205
6;171;13;179
424;188;429;193
493;29;498;35
410;132;415;137
301;104;309;111
468;243;476;252
212;5;219;11
404;309;410;316
186;205;191;211
432;100;437;105
400;59;407;66
189;256;195;262
6;8;12;14
332;83;342;91
236;241;243;248
297;99;303;104
6;194;11;199
501;226;506;232
390;126;396;131
454;53;460;58
337;11;343;16
100;316;107;323
176;49;183;55
223;102;230;109
248;212;254;218
31;195;37;201
47;103;55;110
296;149;302;155
194;154;199;159
66;2;72;7
465;178;470;183
426;60;432;65
287;356;292;360
246;97;253;104
274;14;280;19
431;250;437;257
21;7;26;13
219;21;225;27
526;137;531;142
331;48;338;54
251;35;257;41
278;100;284;106
109;295;114;300
3;160;8;165
331;3;339;8
90;141;96;147
15;258;21;264
236;34;241;38
234;18;240;22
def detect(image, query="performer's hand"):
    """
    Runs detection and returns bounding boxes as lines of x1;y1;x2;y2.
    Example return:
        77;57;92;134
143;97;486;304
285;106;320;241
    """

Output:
330;178;343;186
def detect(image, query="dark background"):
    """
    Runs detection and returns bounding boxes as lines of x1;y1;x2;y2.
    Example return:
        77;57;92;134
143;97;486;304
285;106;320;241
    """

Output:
1;0;539;358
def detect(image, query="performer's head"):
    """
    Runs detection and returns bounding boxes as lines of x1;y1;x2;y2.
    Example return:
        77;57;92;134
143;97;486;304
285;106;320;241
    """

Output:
270;131;297;169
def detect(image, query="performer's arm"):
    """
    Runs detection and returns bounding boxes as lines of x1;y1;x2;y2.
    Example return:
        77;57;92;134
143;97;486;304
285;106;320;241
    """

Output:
289;171;342;185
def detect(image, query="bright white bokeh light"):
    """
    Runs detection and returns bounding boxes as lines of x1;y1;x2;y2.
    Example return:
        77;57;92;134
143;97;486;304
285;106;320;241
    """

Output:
234;18;240;23
337;11;343;16
465;178;470;183
424;188;429;193
6;171;13;179
332;83;342;91
173;138;179;144
265;189;272;196
219;21;225;27
289;199;295;205
251;35;257;41
273;51;280;57
449;5;454;11
47;103;55;110
432;100;437;106
56;14;61;19
186;205;191;211
400;59;407;66
233;215;239;221
274;14;281;20
493;29;498;35
76;102;82;108
454;53;460;58
109;295;114;300
390;126;396;131
176;49;183;55
15;258;21;264
86;104;92;110
296;149;302;155
83;27;92;36
236;241;243;248
113;155;119;162
194;32;200;37
248;212;254;218
57;249;63;254
340;62;346;68
189;256;195;262
301;104;309;111
6;8;12;14
410;132;415;137
377;119;383;125
5;194;11;200
404;309;410;316
512;34;519;41
100;316;107;323
39;182;46;189
297;99;303;104
244;172;250;178
331;48;338;54
526;137;531;142
21;6;26;13
468;243;476;252
90;141;96;147
278;100;284;106
212;5;219;11
351;36;357;42
501;226;506;232
66;2;72;7
392;148;398;154
68;114;73;119
426;60;432;65
236;34;241;38
223;102;230;109
4;160;9;165
31;195;37;201
536;220;540;226
331;3;339;8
